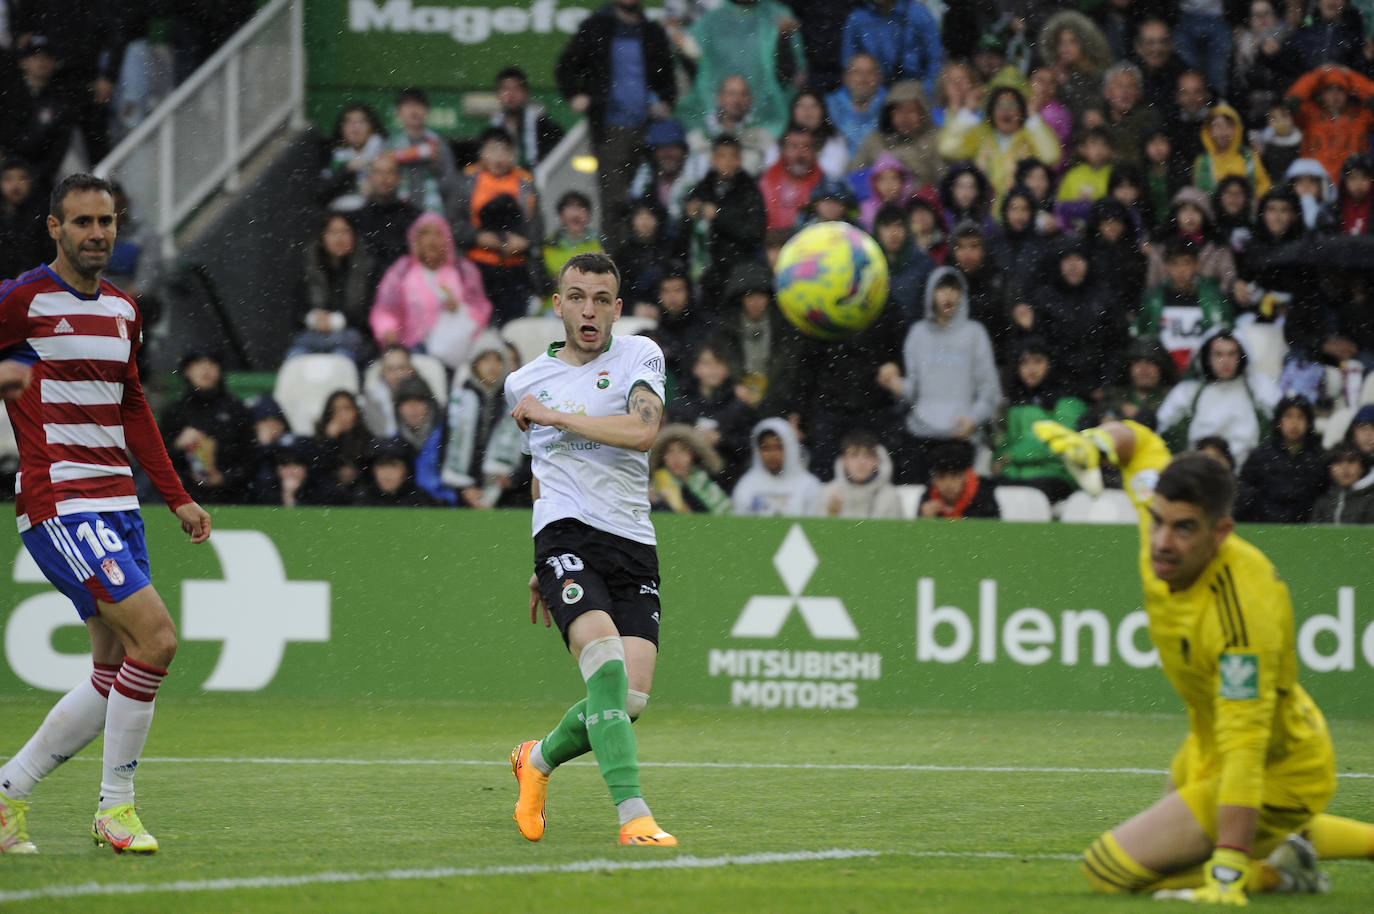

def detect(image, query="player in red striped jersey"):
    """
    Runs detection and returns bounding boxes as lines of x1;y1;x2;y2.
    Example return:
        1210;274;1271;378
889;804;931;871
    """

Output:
0;173;211;855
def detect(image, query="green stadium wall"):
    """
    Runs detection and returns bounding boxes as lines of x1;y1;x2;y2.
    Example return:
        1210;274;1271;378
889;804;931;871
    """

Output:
3;510;1372;716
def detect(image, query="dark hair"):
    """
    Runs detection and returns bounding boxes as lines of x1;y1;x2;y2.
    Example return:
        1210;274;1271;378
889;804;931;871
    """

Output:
494;66;528;87
929;440;974;474
1079;124;1114;147
1193;435;1235;471
1157;453;1235;519
781;124;817;147
0;157;33;177
985;86;1028;123
331;103;386;145
787;90;837;141
395;86;429;108
711;134;743;152
477;126;516;149
50;172;115;221
1326;441;1364;467
873;201;909;228
316;389;361;436
558;251;621;290
1164;236;1200;261
556;189;593;212
841;427;880;452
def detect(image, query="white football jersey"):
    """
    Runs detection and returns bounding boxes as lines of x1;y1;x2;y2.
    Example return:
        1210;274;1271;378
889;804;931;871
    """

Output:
505;334;667;545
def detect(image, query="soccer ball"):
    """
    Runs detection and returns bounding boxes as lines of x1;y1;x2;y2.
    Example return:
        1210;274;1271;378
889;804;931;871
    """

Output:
774;221;889;341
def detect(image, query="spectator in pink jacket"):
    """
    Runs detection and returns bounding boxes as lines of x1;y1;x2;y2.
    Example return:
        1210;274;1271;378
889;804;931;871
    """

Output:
369;213;492;368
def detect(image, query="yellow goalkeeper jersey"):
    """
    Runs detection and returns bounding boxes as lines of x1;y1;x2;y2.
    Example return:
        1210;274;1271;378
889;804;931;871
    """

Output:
1117;421;1331;811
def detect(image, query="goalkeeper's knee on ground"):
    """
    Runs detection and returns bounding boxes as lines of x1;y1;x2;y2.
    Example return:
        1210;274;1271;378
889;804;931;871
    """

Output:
1081;831;1161;894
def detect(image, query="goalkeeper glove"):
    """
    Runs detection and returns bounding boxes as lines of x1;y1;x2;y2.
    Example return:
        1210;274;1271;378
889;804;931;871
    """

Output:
1188;846;1250;905
1031;421;1117;496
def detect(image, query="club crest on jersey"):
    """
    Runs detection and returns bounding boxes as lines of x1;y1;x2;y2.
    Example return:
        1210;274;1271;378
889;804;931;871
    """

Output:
596;371;610;390
115;316;129;340
101;558;125;586
562;580;583;604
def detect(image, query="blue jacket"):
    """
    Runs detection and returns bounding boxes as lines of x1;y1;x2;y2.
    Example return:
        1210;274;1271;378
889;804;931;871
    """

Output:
841;1;942;97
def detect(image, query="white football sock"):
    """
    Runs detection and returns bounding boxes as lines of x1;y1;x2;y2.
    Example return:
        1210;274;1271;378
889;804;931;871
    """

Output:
1;675;110;800
99;659;165;809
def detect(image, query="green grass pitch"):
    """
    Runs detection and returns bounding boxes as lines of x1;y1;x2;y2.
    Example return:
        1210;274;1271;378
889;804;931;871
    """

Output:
1;697;1371;912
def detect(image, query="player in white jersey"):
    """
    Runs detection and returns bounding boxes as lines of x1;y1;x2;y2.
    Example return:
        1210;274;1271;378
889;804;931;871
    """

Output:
506;252;676;847
0;174;211;855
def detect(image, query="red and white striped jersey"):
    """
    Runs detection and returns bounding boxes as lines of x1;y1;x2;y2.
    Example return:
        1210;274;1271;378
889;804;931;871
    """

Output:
0;265;189;531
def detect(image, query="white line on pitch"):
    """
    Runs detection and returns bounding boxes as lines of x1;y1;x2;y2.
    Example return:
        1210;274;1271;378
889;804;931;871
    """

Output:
66;757;1374;779
0;849;880;902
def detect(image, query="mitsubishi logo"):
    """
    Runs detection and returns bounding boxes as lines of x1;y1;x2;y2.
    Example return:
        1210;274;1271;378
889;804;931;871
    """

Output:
731;525;858;640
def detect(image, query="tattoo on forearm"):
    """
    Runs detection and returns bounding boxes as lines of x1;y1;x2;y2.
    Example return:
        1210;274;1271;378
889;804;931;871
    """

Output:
630;388;662;426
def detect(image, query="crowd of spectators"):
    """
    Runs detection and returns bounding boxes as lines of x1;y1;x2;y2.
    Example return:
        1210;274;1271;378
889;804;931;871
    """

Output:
13;0;1374;524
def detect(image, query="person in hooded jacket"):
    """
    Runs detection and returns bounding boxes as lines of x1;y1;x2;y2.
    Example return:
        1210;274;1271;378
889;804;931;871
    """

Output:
648;423;732;515
1156;328;1281;466
850;79;941;186
993;337;1088;503
667;336;756;488
948;219;1012;362
1212;174;1257;255
1233;185;1312;326
717;260;802;420
1310;441;1374;524
877;267;1001;483
369;212;492;364
820;427;902;518
313;389;376;496
1235;395;1328;523
1283;63;1374;184
937;161;995;231
1145;185;1238;293
1096;335;1179;427
1084;197;1148;317
1027;238;1128;401
1192;103;1271;197
731;417;823;516
1316;151;1374;235
440;331;523;508
255;439;346;508
859;152;916;229
986;185;1053;303
937;84;1062;206
684;134;768;313
159;350;255;504
1284;156;1338;230
873;201;934;324
390;374;455;506
351;438;439;507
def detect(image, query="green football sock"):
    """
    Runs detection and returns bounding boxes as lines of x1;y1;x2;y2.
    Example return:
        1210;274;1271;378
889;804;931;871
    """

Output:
583;658;641;804
540;699;591;768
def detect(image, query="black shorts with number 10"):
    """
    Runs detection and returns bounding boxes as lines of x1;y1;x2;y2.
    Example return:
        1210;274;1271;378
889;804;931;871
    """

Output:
534;518;662;647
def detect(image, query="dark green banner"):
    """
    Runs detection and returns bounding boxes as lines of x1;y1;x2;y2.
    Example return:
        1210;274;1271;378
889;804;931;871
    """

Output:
3;510;1372;717
305;0;606;135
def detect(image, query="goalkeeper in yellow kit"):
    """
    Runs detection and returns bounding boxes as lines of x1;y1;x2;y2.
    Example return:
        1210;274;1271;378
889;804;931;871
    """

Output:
1036;419;1374;905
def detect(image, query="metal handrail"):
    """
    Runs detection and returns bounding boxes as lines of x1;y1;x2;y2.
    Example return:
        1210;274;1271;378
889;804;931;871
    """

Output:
95;0;305;259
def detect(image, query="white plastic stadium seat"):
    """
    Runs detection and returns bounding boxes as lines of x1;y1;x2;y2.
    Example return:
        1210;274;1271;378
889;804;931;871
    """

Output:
1236;322;1285;382
1324;367;1344;403
1058;490;1138;524
501;317;563;365
273;354;360;435
992;485;1053;522
895;484;925;519
611;315;658;338
1320;406;1355;449
1362;371;1374;406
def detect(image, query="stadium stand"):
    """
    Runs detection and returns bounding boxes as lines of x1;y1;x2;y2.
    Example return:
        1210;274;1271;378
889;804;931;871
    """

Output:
992;485;1054;523
273;354;360;436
